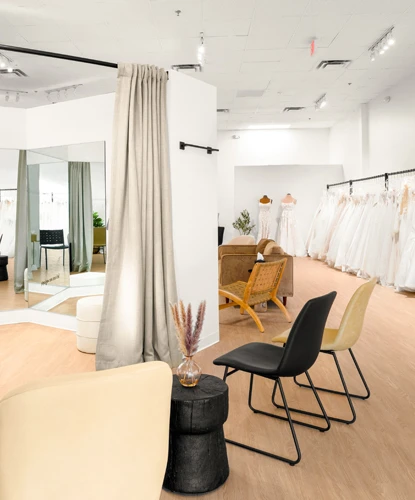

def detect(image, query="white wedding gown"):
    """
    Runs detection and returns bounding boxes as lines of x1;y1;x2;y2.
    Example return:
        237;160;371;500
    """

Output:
257;202;272;242
276;202;306;257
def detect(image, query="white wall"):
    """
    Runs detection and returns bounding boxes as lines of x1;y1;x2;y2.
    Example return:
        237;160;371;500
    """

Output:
0;107;26;149
168;70;219;350
235;165;344;242
329;109;363;180
218;128;332;241
329;72;415;181
0;149;19;190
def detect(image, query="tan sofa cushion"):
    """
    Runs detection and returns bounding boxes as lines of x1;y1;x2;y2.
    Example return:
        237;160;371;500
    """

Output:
263;242;284;255
256;239;274;254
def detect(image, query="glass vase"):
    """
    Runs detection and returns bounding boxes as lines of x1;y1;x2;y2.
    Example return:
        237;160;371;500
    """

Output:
177;356;202;387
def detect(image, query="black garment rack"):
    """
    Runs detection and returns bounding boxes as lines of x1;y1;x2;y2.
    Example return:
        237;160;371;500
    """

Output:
0;188;17;202
327;168;415;194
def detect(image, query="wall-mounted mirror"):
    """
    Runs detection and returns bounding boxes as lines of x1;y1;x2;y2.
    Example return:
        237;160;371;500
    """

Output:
27;141;106;316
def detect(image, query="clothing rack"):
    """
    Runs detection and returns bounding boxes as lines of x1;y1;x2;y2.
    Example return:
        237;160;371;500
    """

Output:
327;168;415;194
0;188;17;202
179;141;219;155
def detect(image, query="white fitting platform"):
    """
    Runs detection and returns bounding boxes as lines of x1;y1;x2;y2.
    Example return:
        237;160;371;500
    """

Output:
76;295;104;354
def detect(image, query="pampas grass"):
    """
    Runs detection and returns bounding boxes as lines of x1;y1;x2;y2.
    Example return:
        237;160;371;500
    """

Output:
170;300;206;357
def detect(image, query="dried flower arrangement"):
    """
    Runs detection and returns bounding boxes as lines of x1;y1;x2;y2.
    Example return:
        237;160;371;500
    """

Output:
170;300;206;358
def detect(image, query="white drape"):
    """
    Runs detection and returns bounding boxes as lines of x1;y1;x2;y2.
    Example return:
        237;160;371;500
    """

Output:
96;64;179;370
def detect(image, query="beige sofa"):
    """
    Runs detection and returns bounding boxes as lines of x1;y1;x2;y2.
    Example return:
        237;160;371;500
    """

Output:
218;238;294;303
0;362;172;500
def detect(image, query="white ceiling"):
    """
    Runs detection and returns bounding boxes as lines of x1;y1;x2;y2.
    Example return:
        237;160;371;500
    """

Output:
1;0;415;129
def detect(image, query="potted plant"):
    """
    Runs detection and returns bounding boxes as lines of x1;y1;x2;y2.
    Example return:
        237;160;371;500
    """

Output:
233;209;255;235
93;212;105;255
170;300;206;387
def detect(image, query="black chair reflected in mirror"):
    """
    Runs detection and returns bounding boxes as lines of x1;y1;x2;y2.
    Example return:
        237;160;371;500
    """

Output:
39;229;69;270
213;291;337;466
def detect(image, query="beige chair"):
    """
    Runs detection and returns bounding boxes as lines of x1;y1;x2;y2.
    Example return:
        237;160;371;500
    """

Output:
226;235;256;245
0;362;172;500
219;259;291;332
218;238;294;303
93;227;107;263
272;278;377;424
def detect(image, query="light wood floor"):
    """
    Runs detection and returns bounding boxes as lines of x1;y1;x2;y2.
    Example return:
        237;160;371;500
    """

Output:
0;253;106;312
0;258;414;499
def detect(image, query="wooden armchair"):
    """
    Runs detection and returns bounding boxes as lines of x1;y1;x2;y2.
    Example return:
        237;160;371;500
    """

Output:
219;259;292;333
218;239;294;304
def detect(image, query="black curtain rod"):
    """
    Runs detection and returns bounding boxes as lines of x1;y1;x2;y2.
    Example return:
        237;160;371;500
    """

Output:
179;141;219;155
0;43;117;68
327;167;415;193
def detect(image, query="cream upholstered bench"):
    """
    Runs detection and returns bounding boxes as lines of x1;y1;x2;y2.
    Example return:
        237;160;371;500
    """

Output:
76;296;104;353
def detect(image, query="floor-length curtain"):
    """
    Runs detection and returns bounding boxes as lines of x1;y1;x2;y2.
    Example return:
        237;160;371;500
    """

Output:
96;64;179;370
14;150;28;293
27;165;40;276
69;162;93;272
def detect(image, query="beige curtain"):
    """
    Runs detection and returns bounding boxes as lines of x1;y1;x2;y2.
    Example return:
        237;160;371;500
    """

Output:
68;162;93;272
14;150;28;293
96;64;180;370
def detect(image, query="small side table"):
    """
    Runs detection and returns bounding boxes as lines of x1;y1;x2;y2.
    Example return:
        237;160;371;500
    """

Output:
163;374;229;495
0;255;9;281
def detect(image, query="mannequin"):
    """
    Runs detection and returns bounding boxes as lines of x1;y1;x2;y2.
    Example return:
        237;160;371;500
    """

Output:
260;195;272;204
281;193;296;204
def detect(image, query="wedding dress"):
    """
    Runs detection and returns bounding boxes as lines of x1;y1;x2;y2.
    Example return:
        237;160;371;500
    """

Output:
395;192;415;291
276;202;306;257
257;202;272;242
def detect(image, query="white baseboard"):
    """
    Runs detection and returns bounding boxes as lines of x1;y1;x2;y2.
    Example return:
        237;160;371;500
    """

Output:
198;330;220;352
0;308;76;331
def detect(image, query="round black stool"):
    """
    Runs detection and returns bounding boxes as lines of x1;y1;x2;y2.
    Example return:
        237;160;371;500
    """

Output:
163;374;229;495
0;256;8;282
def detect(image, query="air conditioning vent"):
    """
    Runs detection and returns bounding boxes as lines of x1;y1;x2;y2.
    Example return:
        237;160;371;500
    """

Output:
283;106;305;112
217;109;230;113
317;60;351;70
0;68;28;77
237;89;264;98
171;64;202;72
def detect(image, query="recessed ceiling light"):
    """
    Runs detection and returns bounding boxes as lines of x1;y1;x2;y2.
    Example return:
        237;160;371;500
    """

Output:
248;124;291;130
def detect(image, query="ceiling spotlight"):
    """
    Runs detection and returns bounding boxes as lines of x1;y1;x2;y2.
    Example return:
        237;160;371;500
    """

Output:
388;37;395;46
315;93;327;110
15;93;20;103
57;91;61;100
370;52;376;62
0;59;5;69
64;89;68;99
7;67;13;73
5;93;9;102
197;32;205;66
46;92;51;102
379;49;385;55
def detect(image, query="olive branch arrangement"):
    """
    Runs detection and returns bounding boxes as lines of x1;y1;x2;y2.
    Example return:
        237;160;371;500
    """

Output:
170;300;207;357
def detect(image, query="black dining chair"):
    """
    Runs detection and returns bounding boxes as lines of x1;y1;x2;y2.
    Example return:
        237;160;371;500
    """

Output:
213;291;337;466
39;229;69;270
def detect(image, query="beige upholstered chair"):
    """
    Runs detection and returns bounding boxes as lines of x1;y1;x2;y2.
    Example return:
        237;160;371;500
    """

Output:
219;259;291;332
0;362;172;500
226;235;256;245
272;278;377;424
218;238;294;303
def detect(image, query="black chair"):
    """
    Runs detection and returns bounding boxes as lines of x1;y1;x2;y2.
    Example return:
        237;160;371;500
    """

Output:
213;291;337;466
39;230;69;270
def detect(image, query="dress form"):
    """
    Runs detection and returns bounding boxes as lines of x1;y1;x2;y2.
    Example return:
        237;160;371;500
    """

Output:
281;193;296;204
257;196;273;242
260;195;272;204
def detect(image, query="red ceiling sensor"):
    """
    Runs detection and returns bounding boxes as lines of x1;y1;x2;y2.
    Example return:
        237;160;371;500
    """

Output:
310;39;316;56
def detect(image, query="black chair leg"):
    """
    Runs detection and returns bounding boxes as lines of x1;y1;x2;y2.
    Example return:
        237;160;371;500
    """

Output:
63;248;65;267
271;371;331;432
294;348;370;400
289;353;356;424
45;249;48;270
223;369;301;466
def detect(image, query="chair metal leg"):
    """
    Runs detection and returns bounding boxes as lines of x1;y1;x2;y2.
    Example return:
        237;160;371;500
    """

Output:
45;248;48;270
294;348;370;400
271;371;331;432
224;370;301;466
290;353;357;424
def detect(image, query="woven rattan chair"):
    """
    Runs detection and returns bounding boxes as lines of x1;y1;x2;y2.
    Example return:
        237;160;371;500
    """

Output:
219;259;291;332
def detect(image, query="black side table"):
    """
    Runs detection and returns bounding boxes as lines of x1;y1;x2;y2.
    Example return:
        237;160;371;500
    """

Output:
0;256;8;281
163;374;229;495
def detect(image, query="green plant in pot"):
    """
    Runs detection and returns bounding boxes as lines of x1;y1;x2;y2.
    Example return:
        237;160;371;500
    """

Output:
233;209;255;235
93;212;105;228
